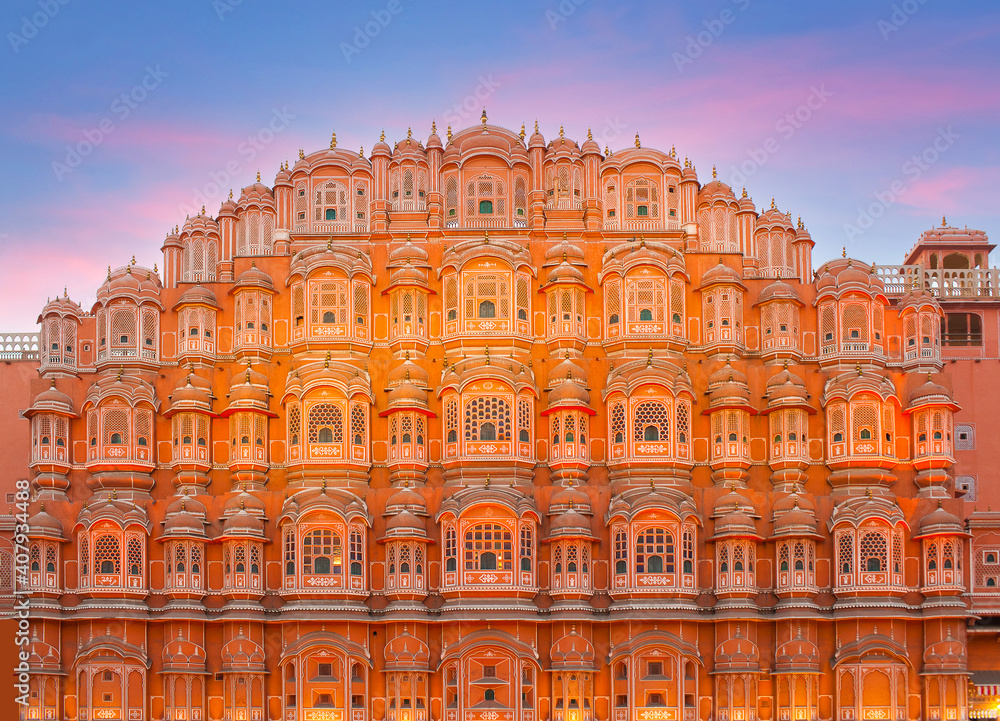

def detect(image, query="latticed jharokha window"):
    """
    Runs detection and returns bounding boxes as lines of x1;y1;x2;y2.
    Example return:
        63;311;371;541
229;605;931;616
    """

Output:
634;401;670;443
464;523;513;571
636;527;675;574
625;177;659;219
303;529;342;575
235;211;275;257
465;273;509;320
466;173;505;217
315;181;348;222
94;534;120;575
464;397;511;442
308;403;344;444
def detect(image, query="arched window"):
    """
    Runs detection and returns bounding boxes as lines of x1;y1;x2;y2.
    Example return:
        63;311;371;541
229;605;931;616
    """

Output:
303;529;342;576
464;523;513;571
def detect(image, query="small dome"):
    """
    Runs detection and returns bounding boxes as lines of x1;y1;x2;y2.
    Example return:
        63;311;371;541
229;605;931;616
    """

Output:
698;179;738;205
709;379;751;409
388;354;430;388
549;506;593;537
27;381;76;416
222;509;265;536
163;511;206;537
174;284;220;310
28;506;64;539
764;366;810;410
232;263;274;292
385;485;427;514
700;258;745;289
224;488;266;516
708;359;748;389
167;374;214;414
772;501;820;539
385;509;426;533
548;379;591;409
385;381;429;411
544;234;586;266
549;484;591;512
915;502;965;538
758;279;800;304
815;258;885;295
546;260;586;285
547;355;587;387
908;375;955;409
388;237;430;266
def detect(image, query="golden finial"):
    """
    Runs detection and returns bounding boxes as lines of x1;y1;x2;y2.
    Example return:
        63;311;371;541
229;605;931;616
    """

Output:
741;187;747;199
107;265;112;279
797;216;803;229
324;350;330;369
330;132;337;149
650;479;655;491
842;247;847;258
634;132;641;148
125;264;132;275
228;188;234;200
446;124;452;141
587;127;593;141
604;145;610;158
116;365;124;381
534;119;539;133
770;197;776;210
256;169;261;182
856;363;863;376
942;216;947;226
481;108;488;125
485;474;490;488
712;165;717;179
684;157;691;168
359;146;364;157
670;144;676;157
431;120;437;135
484;346;490;365
131;255;137;265
327;236;333;250
299;148;305;159
559;124;565;139
519;122;525;140
483;230;490;244
647;348;653;367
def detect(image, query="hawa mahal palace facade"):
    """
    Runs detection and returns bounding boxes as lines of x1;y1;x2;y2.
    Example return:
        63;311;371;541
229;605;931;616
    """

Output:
8;114;1000;721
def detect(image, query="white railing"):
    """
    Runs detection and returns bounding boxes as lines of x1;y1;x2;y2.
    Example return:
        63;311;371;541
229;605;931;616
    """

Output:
877;265;1000;299
390;198;426;213
0;333;39;361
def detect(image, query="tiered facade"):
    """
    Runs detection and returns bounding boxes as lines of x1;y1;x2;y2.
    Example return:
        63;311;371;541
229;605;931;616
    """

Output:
18;117;998;721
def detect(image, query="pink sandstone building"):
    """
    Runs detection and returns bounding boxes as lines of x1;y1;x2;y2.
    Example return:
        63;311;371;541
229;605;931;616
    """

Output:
4;116;1000;721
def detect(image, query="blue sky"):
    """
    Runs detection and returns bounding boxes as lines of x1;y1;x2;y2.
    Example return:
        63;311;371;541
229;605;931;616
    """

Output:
1;0;998;327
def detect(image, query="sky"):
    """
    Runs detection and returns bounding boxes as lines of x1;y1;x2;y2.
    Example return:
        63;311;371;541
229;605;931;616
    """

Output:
1;0;998;329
